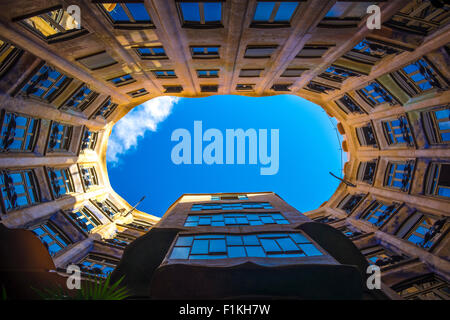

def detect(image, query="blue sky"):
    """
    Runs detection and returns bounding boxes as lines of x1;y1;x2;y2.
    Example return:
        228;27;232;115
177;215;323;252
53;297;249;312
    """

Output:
107;95;344;217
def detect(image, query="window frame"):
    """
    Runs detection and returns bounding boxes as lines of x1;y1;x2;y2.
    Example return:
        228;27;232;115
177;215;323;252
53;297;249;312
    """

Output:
107;74;136;87
96;1;155;30
425;162;450;199
0;169;40;213
250;1;302;28
384;161;415;192
421;105;450;145
46;167;75;199
134;46;168;60
244;45;278;59
176;0;225;29
0;111;40;153
47;121;73;153
190;46;220;59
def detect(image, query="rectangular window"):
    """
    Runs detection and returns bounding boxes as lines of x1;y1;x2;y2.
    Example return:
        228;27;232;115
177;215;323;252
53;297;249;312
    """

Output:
356;123;377;147
422;106;450;144
47;167;74;199
281;68;307;77
47;122;72;152
405;216;447;250
81;130;98;151
320;1;377;28
337;194;364;214
134;46;168;59
95;98;118;119
318;65;361;83
177;1;223;28
313;216;338;224
98;2;154;29
127;88;149;98
357;81;397;107
382;116;414;146
78;254;118;278
191;202;273;211
296;44;334;58
391;58;448;97
126;219;154;231
361;201;398;227
32;222;70;257
394;274;450;300
16;7;86;43
244;45;278;58
94;199;121;218
385;161;415;192
236;84;255;91
304;81;337;94
169;232;322;260
0;112;39;152
425;163;450;199
362;246;407;268
239;69;263;77
197;69;219;78
0;40;23;78
200;85;218;93
191;46;220;59
80;166;99;190
76;51;118;71
107;74;136;87
0;169;40;212
184;212;289;227
20;64;71;102
68;207;100;234
152;70;176;79
338;226;363;239
210;194;248;200
163;85;183;93
271;84;291;92
344;38;405;65
357;160;377;184
251;1;300;28
335;94;364;114
104;232;135;248
62;84;98;111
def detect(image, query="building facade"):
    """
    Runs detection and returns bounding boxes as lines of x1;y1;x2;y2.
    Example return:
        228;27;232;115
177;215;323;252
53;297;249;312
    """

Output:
0;0;448;299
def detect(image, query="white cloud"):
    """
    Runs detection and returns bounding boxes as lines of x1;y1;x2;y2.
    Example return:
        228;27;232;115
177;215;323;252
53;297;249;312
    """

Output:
107;96;180;164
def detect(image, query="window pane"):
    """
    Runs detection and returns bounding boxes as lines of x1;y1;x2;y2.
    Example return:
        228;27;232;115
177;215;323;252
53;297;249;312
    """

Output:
254;2;275;21
181;3;200;21
274;2;298;21
204;3;222;22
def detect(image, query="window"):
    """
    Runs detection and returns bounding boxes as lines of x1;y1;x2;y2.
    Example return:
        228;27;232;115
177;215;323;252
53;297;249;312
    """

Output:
78;255;117;278
163;85;183;93
338;226;363;239
344;38;405;65
0;112;39;152
20;64;71;102
393;274;450;300
271;83;291;91
382;116;414;146
126;219;154;231
201;85;218;93
177;1;223;28
281;68;307;77
0;40;23;78
47;122;72;152
360;201;399;227
391;58;448;97
80;166;99;190
191;202;273;211
127;88;149;98
211;194;248;200
425;163;450;199
337;194;365;214
422;106;450;144
404;215;448;250
357;160;377;184
357;81;397;107
320;1;377;28
68;207;101;234
236;84;254;91
191;46;220;59
335;94;364;114
76;51;118;70
356;123;377;147
95;98;118;118
362;246;407;268
104;232;135;248
296;44;334;58
16;7;86;43
94;199;121;218
32;222;70;257
61;84;98;111
47;167;74;199
134;46;168;59
184;212;289;227
81;130;98;151
152;70;176;79
244;45;278;58
169;232;322;260
251;1;300;28
98;2;154;29
107;74;136;87
385;161;415;192
0;169;40;212
384;1;450;36
318;65;361;83
304;81;337;94
313;216;338;224
197;69;219;78
239;69;263;77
